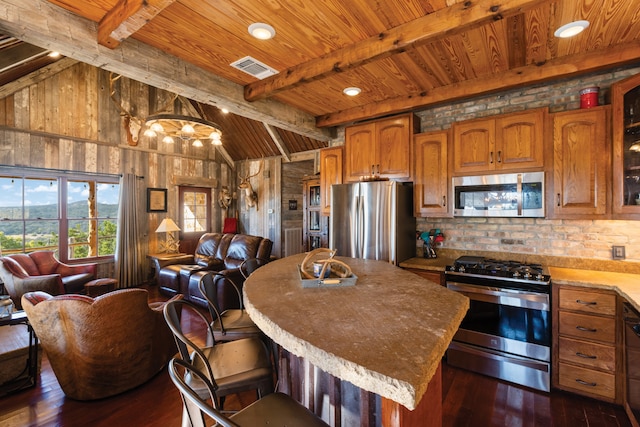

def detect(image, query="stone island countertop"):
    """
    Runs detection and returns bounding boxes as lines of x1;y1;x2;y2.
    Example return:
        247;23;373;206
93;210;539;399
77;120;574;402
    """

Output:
243;254;469;411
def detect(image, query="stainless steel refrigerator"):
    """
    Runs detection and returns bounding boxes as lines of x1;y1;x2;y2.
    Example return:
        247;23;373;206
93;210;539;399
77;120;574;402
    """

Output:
329;181;415;265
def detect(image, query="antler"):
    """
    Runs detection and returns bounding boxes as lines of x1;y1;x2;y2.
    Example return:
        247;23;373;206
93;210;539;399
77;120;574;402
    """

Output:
240;158;264;182
149;93;179;116
109;72;142;146
109;73;129;118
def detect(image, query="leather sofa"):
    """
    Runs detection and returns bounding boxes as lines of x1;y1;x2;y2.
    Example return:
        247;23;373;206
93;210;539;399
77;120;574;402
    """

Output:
0;251;97;309
157;233;272;310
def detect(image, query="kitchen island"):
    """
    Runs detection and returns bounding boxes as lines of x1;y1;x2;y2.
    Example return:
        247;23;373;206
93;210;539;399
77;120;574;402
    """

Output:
243;254;469;427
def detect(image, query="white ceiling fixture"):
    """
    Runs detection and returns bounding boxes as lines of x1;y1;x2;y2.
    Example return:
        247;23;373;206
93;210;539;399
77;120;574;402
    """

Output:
554;20;590;38
343;87;362;96
248;23;276;40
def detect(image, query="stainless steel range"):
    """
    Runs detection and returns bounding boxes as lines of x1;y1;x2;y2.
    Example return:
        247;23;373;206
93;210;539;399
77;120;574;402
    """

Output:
445;256;551;392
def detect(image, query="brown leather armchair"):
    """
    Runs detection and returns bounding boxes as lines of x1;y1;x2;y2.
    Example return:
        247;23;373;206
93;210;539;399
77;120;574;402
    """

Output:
21;289;181;401
0;251;96;309
157;233;272;310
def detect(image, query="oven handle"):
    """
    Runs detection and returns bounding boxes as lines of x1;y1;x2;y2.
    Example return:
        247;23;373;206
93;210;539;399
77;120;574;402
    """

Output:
446;281;550;311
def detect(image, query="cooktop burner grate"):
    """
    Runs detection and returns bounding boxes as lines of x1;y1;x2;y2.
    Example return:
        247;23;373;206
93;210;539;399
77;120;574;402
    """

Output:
446;256;551;285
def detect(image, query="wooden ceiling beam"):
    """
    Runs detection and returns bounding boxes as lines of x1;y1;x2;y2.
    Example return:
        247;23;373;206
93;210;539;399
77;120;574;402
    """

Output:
316;42;640;127
263;123;291;163
244;0;550;102
98;0;176;49
0;0;331;142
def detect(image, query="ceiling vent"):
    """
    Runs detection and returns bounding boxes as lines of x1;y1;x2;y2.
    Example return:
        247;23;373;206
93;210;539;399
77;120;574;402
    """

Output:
230;56;278;80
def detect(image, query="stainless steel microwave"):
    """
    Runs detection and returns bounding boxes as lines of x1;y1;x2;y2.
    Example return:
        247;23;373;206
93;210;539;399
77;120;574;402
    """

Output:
452;172;545;217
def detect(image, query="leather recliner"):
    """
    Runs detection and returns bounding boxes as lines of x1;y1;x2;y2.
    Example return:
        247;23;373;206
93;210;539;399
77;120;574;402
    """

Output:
0;251;97;309
157;233;272;310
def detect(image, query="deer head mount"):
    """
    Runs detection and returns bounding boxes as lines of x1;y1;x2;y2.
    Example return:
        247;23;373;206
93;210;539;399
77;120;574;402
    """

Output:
238;159;263;211
109;73;178;146
218;186;232;211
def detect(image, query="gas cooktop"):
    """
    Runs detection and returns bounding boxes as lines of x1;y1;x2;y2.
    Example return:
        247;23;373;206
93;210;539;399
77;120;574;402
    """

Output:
445;255;551;284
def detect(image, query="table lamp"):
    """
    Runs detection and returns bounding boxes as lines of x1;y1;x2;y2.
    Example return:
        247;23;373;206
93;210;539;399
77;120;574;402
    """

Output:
156;218;181;253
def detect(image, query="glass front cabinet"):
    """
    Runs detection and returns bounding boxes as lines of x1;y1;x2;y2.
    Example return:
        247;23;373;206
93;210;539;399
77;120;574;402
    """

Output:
613;73;640;219
303;178;328;251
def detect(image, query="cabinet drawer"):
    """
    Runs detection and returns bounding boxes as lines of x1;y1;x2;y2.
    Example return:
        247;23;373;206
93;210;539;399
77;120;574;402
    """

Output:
558;363;616;399
558;311;616;343
559;288;616;316
558;336;615;371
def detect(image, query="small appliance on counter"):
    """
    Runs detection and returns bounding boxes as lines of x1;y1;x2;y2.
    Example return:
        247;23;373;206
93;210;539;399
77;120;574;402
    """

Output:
420;229;444;259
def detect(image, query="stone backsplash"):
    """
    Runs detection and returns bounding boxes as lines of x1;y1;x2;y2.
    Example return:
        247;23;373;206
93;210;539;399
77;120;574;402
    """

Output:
415;217;640;270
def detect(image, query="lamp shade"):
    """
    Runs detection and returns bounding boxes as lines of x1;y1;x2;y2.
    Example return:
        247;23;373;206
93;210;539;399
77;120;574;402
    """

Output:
156;218;181;233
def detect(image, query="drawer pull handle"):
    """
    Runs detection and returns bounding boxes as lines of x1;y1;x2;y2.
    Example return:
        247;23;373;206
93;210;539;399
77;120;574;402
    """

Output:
576;352;597;359
575;379;597;387
576;325;597;333
576;299;597;306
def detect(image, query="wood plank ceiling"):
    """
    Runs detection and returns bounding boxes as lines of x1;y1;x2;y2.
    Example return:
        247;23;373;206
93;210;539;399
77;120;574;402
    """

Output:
1;0;639;161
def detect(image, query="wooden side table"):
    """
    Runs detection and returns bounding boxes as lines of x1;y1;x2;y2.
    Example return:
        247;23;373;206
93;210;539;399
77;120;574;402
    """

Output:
147;253;189;284
0;311;39;396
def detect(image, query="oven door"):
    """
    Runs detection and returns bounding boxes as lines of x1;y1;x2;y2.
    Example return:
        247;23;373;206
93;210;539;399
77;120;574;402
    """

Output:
446;281;551;362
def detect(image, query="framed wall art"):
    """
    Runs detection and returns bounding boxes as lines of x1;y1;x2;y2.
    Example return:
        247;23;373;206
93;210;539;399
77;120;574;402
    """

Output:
147;188;167;212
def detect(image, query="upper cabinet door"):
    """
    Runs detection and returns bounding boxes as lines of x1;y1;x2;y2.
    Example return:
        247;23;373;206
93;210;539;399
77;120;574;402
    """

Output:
452;118;495;174
452;108;546;175
612;73;640;219
376;116;411;179
414;130;450;217
345;122;376;181
344;114;415;182
495;109;545;170
550;106;610;218
319;146;343;216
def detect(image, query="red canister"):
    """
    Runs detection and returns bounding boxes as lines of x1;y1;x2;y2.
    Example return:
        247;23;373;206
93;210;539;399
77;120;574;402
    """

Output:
579;87;599;109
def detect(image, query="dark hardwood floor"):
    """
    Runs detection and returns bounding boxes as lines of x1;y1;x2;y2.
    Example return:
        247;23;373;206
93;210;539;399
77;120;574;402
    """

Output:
0;285;632;427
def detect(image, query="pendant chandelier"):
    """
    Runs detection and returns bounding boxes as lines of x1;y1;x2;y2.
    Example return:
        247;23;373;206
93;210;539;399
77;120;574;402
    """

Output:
144;114;222;147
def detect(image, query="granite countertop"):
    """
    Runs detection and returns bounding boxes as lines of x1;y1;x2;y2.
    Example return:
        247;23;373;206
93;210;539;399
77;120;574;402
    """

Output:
549;267;640;311
243;254;469;410
400;248;640;274
400;249;640;310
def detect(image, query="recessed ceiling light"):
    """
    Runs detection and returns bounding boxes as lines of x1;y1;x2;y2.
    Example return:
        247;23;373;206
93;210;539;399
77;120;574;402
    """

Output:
343;87;361;96
221;108;229;114
48;51;60;58
248;23;276;40
554;20;590;38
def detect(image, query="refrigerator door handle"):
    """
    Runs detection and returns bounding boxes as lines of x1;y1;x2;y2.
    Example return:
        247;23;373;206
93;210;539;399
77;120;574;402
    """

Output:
356;194;363;258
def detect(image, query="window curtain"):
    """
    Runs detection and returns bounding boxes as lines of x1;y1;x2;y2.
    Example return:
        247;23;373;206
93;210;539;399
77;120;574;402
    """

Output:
115;173;144;288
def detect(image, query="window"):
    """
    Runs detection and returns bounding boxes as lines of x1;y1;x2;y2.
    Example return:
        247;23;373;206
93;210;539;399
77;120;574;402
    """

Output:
179;187;210;233
0;169;119;262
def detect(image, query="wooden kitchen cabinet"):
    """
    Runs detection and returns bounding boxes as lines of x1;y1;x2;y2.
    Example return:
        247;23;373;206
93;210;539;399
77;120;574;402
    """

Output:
549;106;610;218
452;108;545;174
303;177;328;251
405;268;444;286
414;130;450;217
319;146;343;216
553;285;622;403
344;114;418;182
612;72;640;219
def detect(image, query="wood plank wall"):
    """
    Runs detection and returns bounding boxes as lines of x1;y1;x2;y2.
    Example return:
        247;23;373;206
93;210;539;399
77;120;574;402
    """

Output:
0;62;249;274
